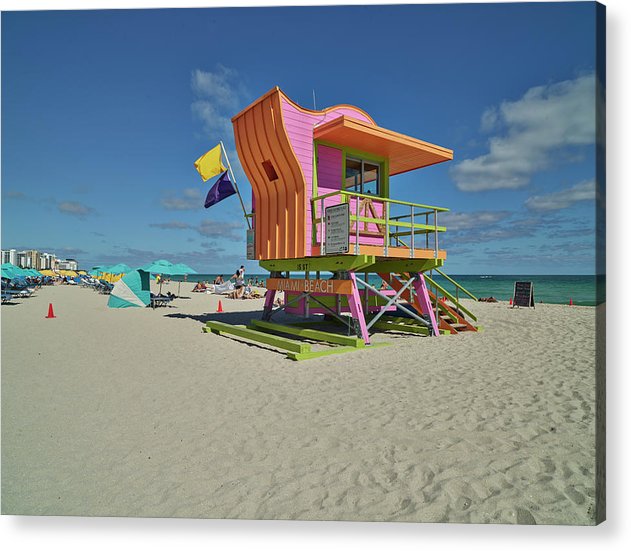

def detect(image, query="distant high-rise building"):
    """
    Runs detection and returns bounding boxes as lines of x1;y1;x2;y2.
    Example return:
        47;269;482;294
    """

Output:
3;249;72;271
58;258;78;271
16;251;27;268
25;250;40;270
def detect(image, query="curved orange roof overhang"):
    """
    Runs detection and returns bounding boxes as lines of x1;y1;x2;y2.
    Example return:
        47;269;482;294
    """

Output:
314;115;453;176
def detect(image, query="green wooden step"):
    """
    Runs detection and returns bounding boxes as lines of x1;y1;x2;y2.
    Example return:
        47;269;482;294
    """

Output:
288;341;390;361
249;319;364;348
205;321;310;354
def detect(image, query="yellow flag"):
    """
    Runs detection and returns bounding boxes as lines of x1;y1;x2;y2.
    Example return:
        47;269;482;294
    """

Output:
194;144;226;182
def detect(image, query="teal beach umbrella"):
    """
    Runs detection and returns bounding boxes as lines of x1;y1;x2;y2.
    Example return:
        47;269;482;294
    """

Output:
172;263;197;274
106;263;132;275
107;269;151;308
1;263;26;280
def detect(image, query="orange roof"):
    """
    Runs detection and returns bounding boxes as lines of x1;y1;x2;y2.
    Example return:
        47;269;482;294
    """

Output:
314;116;453;176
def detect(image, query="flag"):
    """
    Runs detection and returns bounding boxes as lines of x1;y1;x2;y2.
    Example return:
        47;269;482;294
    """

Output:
204;171;236;208
194;144;226;182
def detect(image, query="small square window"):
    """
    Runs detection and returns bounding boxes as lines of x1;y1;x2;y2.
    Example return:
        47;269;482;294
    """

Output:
262;160;278;181
345;156;380;195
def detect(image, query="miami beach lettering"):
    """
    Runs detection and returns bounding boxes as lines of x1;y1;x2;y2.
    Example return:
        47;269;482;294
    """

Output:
266;278;353;295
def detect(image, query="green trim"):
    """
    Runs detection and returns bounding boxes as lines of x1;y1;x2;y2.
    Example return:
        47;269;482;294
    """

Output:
434;268;478;301
424;275;478;322
313;189;449;211
249;319;364;348
260;255;375;273
314;140;388;200
371;259;443;273
287;342;390;361
205;321;310;353
312;142;319;200
369;319;430;336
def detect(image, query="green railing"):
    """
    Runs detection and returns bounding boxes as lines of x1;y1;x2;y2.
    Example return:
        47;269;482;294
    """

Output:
434;268;478;301
311;190;448;258
424;271;478;323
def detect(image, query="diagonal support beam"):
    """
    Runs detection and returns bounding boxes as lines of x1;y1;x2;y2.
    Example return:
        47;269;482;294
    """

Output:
348;272;371;345
306;294;356;334
355;275;421;331
411;273;440;337
264;291;310;320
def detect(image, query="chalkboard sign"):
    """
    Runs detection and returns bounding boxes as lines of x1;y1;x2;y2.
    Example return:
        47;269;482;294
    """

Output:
512;281;535;308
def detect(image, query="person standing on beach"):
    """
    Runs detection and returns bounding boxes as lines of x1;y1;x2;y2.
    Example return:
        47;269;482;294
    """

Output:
231;267;245;289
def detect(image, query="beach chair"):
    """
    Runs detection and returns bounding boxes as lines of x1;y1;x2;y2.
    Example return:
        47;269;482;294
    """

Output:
1;291;17;304
149;294;174;309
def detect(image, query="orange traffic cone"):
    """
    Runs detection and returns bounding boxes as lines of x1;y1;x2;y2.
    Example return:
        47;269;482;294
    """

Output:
216;300;224;313
509;298;512;306
45;303;56;319
569;298;573;306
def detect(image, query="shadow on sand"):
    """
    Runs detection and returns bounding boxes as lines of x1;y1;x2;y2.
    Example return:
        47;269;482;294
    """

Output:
164;310;266;326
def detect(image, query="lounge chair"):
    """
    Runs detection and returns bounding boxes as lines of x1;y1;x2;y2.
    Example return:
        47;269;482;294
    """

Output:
149;293;175;309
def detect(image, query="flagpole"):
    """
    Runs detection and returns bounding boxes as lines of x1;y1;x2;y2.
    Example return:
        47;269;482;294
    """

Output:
219;140;251;230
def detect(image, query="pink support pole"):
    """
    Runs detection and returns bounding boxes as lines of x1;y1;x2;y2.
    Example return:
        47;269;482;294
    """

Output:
348;272;371;345
412;273;440;337
262;288;276;320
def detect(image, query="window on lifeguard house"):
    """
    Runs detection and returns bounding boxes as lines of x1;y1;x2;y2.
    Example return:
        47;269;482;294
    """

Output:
345;157;380;196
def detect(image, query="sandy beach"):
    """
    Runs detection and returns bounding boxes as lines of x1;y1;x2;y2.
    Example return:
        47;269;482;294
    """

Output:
1;282;599;524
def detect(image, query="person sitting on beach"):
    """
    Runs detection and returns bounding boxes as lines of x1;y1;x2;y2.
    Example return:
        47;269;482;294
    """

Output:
214;275;224;285
229;285;245;299
192;281;207;292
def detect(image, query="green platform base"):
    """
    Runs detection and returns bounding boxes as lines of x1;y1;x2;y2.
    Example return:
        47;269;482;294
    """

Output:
204;320;388;361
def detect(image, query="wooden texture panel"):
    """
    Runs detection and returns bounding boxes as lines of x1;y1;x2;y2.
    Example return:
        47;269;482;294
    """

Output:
266;278;354;295
233;90;306;259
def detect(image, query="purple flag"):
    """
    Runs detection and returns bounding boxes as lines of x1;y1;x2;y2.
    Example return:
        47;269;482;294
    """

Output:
204;171;236;208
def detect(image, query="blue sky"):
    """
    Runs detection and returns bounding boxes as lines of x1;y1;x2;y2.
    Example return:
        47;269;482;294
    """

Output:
1;2;603;274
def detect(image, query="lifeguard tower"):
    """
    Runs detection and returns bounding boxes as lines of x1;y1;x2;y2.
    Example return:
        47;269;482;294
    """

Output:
205;87;479;359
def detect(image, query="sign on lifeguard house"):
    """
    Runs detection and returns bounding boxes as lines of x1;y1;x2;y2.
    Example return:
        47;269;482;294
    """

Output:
324;203;350;255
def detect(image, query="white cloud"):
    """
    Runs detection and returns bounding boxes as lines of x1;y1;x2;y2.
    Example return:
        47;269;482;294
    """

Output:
149;221;192;230
525;179;596;211
58;201;95;217
161;187;203;211
441;210;512;231
191;66;239;109
197;219;242;240
191;66;245;138
451;73;596;191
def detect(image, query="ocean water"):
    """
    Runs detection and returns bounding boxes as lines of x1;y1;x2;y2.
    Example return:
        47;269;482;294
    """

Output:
424;274;605;307
178;272;604;306
247;273;605;306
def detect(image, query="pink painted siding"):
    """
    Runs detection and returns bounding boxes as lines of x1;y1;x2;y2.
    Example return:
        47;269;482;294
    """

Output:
312;144;384;247
314;145;342;243
280;98;375;255
317;145;342;192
